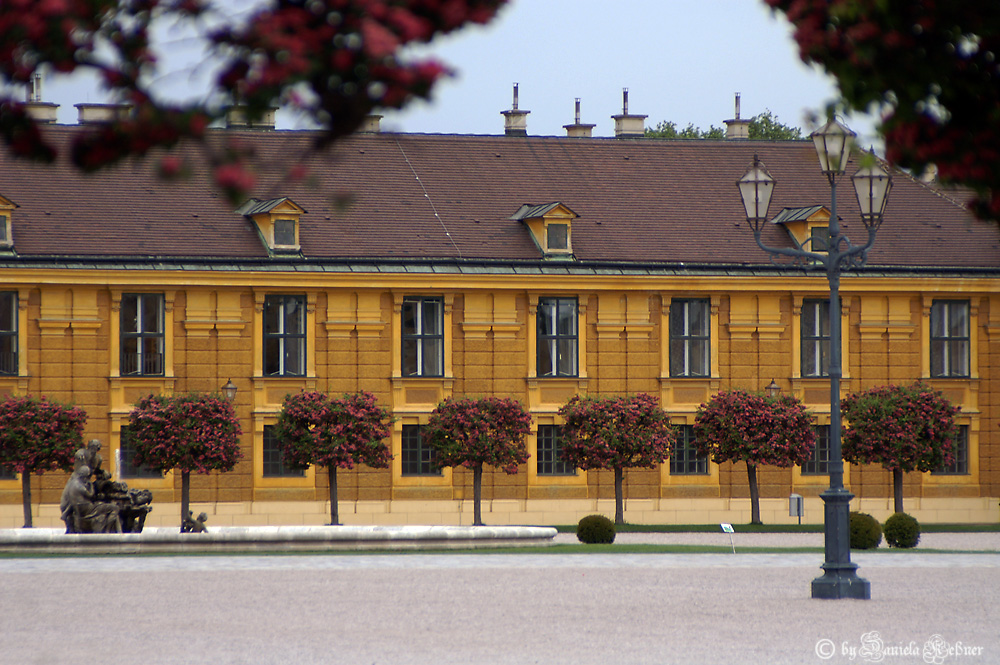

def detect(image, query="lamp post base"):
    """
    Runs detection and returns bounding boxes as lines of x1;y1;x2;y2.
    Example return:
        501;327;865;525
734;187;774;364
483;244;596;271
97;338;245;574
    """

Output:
812;563;871;599
812;486;870;599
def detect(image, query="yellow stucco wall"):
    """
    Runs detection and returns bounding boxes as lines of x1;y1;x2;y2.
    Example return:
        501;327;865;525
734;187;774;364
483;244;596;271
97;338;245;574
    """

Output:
0;268;997;526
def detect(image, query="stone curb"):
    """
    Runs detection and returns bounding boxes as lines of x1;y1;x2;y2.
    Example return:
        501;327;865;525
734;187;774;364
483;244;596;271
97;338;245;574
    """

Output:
0;525;559;554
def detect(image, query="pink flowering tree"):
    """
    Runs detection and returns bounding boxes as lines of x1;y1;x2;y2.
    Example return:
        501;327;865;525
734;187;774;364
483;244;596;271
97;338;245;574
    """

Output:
0;395;87;528
559;393;674;525
694;389;815;525
0;0;507;201
128;392;242;530
422;397;532;526
842;383;959;514
274;391;392;525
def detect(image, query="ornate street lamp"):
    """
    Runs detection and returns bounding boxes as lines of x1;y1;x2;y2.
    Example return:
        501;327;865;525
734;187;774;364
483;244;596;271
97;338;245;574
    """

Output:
221;378;238;403
737;119;891;600
765;379;781;399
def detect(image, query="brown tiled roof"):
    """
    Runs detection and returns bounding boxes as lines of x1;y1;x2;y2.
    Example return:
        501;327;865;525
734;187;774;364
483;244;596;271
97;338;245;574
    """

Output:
1;126;997;269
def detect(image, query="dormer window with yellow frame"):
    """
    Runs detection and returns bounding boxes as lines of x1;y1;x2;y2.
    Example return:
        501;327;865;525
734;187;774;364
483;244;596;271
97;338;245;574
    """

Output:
509;202;577;258
238;197;305;255
0;193;17;250
771;205;830;253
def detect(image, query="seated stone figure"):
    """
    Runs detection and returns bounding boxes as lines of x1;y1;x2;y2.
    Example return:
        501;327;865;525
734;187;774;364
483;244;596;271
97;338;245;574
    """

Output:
181;511;209;533
60;465;122;534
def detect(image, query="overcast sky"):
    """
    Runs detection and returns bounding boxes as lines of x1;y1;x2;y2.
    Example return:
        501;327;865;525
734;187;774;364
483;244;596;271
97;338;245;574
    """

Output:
35;0;880;146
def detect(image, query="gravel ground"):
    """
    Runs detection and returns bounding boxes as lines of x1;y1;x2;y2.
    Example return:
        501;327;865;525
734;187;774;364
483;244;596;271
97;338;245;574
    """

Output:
0;533;997;665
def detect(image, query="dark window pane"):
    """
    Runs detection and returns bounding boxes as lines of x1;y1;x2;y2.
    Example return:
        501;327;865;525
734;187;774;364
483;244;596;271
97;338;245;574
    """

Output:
283;337;305;376
274;219;296;246
670;299;711;378
0;464;17;480
537;425;574;476
263;295;307;377
401;425;439;476
0;292;14;331
802;426;830;475
547;224;568;250
669;426;708;475
401;297;444;377
263;425;306;477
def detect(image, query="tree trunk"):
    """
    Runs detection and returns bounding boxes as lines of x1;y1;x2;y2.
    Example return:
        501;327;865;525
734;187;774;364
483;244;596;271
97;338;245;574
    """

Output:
473;464;483;526
614;466;624;525
329;466;340;525
180;470;190;532
747;463;762;525
21;472;32;528
893;468;904;514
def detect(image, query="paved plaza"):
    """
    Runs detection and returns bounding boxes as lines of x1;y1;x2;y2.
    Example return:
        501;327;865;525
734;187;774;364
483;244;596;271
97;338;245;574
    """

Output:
0;533;997;664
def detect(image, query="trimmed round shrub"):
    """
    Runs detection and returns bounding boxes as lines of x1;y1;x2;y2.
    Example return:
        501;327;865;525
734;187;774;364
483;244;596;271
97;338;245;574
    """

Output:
849;511;882;550
576;514;616;544
883;512;920;548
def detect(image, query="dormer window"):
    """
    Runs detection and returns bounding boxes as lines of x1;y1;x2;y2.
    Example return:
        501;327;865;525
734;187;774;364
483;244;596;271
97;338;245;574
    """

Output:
0;194;17;250
237;197;305;256
509;202;577;259
771;205;831;253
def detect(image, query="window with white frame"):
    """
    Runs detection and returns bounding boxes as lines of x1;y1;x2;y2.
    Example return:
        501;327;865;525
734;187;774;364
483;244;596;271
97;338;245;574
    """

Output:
263;295;306;377
669;425;709;475
932;425;969;475
801;299;830;378
401;297;444;377
121;293;164;376
669;299;710;378
930;300;970;378
537;297;578;377
0;291;16;375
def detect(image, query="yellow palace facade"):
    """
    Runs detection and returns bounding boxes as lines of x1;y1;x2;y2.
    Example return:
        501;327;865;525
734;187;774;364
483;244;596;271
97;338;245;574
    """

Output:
0;121;996;527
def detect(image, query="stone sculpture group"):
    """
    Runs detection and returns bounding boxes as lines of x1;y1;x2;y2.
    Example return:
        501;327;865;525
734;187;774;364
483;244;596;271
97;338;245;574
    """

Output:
59;440;153;534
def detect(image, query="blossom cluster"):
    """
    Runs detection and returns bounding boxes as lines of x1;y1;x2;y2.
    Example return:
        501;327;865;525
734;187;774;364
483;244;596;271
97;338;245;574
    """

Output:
0;0;507;202
274;390;392;471
841;382;959;473
127;392;242;475
693;389;816;467
423;397;531;474
0;394;87;474
558;393;675;472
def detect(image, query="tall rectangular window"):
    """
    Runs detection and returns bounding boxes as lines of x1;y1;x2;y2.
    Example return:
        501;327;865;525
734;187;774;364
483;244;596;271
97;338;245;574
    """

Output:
264;295;306;377
669;299;710;378
537;298;578;377
669;425;709;475
801;299;830;378
118;427;163;479
263;425;306;478
401;297;444;377
933;425;969;475
536;425;574;476
0;291;16;375
930;300;970;378
121;293;164;376
401;425;439;476
801;425;830;476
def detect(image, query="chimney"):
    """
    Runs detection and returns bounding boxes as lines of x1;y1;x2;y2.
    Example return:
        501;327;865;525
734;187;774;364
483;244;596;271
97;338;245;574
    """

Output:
225;106;277;130
564;98;596;138
359;114;382;133
75;103;131;125
612;88;647;138
724;93;751;140
23;73;58;124
501;83;529;136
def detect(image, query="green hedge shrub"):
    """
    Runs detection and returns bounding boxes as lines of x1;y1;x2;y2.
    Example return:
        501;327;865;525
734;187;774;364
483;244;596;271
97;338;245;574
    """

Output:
884;512;920;548
849;512;882;549
577;514;616;544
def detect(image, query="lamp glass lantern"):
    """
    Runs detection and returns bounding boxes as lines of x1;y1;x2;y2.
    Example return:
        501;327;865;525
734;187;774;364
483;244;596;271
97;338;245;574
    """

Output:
811;119;856;177
737;156;775;231
852;156;893;230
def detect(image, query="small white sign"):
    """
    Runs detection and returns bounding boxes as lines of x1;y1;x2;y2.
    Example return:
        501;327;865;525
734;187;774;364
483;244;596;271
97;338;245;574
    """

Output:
720;523;735;533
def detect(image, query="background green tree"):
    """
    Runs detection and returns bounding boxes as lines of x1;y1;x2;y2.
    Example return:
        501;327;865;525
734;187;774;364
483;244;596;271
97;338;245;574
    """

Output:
644;110;801;140
694;389;815;524
422;396;532;526
0;394;87;528
841;383;959;513
128;392;242;530
274;391;392;525
558;393;675;525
